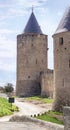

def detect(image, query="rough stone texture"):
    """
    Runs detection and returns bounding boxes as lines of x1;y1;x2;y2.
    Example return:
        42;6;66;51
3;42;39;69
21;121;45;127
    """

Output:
41;69;54;98
16;33;48;96
0;121;64;130
9;116;64;130
63;107;70;130
16;80;41;97
53;32;70;111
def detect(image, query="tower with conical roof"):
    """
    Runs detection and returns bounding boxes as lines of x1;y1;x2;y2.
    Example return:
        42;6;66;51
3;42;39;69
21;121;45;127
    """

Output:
16;10;48;96
53;6;70;111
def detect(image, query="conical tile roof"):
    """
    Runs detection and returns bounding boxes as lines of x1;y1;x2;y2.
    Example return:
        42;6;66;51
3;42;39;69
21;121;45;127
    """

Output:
24;12;43;34
54;6;70;34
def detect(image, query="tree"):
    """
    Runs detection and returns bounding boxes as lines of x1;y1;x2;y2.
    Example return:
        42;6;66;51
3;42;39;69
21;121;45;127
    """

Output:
4;83;14;93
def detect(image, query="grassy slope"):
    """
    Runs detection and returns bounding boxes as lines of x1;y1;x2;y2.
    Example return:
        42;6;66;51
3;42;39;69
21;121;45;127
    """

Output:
0;97;18;117
36;110;64;125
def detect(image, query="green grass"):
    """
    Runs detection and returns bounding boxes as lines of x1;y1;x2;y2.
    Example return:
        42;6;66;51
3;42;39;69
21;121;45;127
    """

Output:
0;97;19;117
36;110;63;125
23;96;53;104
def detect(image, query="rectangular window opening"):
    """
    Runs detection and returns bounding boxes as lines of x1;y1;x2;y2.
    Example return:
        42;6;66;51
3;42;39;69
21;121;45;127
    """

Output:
59;37;63;45
36;59;37;64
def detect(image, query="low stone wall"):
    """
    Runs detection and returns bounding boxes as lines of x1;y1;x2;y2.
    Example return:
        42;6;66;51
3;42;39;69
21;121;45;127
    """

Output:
10;115;64;130
41;69;54;98
63;106;70;130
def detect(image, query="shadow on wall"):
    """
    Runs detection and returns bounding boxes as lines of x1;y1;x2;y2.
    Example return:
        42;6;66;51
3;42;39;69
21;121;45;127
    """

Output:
16;80;41;97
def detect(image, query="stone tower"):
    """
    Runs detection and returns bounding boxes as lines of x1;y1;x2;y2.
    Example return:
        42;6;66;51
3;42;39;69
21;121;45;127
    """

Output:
16;11;48;97
53;6;70;111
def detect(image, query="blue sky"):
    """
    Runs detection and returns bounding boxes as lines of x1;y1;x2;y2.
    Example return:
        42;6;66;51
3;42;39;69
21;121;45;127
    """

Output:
0;0;70;87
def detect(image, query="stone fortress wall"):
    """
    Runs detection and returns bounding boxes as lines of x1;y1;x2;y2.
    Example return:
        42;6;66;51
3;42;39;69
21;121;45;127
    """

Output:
53;4;70;110
16;33;53;97
16;10;55;98
41;69;54;98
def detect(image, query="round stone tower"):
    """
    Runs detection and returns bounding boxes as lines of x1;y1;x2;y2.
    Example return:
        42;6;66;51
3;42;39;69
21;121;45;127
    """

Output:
53;6;70;111
16;11;48;97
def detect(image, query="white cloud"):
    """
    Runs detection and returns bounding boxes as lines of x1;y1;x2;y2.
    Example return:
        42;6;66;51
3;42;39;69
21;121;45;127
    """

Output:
0;3;11;8
0;30;16;72
0;29;15;34
0;0;48;21
0;50;16;58
7;8;27;17
0;10;27;21
17;0;48;8
0;3;27;21
0;60;16;72
0;36;16;52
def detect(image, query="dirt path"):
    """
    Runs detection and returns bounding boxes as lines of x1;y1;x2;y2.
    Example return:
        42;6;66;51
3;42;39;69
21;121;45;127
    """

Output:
0;98;52;122
14;99;51;116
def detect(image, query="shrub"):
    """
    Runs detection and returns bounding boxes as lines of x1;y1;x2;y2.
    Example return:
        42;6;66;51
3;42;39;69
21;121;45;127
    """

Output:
4;83;14;93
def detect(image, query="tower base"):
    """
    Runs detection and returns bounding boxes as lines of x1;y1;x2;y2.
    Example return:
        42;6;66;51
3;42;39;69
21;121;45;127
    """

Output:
16;80;41;97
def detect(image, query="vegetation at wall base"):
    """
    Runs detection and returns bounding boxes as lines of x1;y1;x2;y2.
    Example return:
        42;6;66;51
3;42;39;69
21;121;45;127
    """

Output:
22;96;53;104
0;97;19;117
36;110;63;125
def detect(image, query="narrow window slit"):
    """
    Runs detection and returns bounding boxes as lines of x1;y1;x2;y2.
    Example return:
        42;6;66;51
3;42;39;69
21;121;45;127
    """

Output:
69;60;70;68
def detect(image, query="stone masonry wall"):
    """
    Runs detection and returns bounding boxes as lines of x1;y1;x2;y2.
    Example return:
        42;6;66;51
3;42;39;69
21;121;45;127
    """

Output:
41;69;54;98
16;33;48;96
53;32;70;111
63;106;70;130
16;80;41;97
